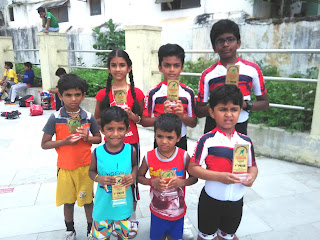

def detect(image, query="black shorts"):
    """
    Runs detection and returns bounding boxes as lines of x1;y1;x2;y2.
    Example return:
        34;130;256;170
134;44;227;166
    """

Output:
198;188;243;235
154;135;187;151
130;142;140;202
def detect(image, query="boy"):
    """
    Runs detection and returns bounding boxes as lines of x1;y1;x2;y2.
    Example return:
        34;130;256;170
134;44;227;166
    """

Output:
37;7;59;33
196;19;269;135
141;43;197;151
41;74;101;240
48;67;67;110
6;62;35;105
0;61;18;99
89;106;138;240
188;85;258;240
138;113;197;240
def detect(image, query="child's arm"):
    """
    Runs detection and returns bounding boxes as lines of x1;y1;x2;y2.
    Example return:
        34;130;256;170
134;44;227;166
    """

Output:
41;133;81;149
195;102;210;118
48;88;59;94
173;100;197;128
141;101;173;127
121;147;138;187
94;100;102;126
167;154;198;189
138;157;167;191
241;166;258;187
89;152;116;187
188;161;241;184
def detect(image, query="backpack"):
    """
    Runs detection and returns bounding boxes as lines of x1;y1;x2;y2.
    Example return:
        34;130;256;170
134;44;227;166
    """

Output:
19;95;34;107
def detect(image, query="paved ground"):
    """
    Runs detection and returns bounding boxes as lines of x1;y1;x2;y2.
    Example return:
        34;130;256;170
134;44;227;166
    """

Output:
0;102;320;240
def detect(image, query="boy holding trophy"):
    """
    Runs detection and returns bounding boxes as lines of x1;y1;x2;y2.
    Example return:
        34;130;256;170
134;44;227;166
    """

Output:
188;84;258;240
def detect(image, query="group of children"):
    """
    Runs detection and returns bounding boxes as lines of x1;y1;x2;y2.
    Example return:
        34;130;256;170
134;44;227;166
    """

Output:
40;19;268;240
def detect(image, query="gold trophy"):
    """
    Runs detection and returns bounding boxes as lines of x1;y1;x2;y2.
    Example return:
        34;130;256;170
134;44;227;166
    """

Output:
67;118;81;134
161;170;176;183
167;79;179;106
114;90;127;108
112;174;126;200
232;144;249;181
225;65;240;86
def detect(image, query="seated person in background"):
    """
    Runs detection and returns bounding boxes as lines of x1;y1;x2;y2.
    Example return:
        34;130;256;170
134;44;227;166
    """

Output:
0;61;18;100
49;67;66;110
5;62;35;105
37;7;59;33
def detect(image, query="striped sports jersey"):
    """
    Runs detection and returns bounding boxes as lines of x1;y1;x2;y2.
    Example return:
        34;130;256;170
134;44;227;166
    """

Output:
197;58;267;123
191;127;256;201
143;81;196;137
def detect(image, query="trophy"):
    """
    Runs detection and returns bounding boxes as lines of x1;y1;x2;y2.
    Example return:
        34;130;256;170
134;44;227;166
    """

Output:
160;170;177;197
225;65;240;86
114;89;127;108
67;118;81;134
112;174;127;207
232;144;249;181
167;79;179;106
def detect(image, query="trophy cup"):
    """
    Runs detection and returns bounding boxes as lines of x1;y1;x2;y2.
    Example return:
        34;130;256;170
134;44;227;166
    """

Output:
114;89;128;109
232;144;249;181
111;174;127;207
167;79;179;107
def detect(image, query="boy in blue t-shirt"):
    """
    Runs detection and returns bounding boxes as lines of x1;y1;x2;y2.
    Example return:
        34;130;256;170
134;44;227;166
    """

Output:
6;62;35;105
89;106;138;240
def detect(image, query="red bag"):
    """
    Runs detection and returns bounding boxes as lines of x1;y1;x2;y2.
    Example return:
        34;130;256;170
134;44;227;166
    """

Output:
30;104;43;116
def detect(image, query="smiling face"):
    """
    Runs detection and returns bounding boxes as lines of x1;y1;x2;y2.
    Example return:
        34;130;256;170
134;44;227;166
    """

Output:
214;33;241;62
102;120;128;149
158;56;184;82
209;101;241;134
108;56;132;83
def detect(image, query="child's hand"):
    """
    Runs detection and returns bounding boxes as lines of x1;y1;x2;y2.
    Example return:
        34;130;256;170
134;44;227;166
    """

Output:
166;177;184;189
163;100;173;113
63;135;81;145
174;100;185;118
121;174;134;187
97;175;116;187
76;127;89;141
241;173;256;187
150;177;167;191
219;172;242;184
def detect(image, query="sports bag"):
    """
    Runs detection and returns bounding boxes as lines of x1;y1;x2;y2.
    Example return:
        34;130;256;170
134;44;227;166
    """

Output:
19;95;34;107
39;91;56;110
30;104;43;116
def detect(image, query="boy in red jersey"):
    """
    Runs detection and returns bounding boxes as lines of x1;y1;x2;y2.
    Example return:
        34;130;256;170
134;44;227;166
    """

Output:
138;113;197;240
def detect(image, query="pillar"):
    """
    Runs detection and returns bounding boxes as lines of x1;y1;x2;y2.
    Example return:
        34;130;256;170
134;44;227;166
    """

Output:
123;25;162;94
311;68;320;136
37;33;68;91
0;37;15;76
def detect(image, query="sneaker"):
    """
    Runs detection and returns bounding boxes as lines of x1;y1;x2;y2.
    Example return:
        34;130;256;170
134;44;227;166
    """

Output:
64;230;76;240
182;218;194;240
128;220;139;239
111;222;118;237
5;111;19;119
87;233;94;240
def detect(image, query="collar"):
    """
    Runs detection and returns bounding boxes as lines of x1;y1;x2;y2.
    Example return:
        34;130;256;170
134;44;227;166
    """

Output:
60;106;87;119
213;127;236;138
218;58;240;67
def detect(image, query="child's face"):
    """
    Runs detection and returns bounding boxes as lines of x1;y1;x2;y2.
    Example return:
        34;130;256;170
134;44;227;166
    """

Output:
4;64;9;69
214;33;241;60
58;88;85;112
102;121;128;147
24;66;31;71
158;56;184;81
108;56;132;83
209;101;241;133
39;12;45;18
155;129;181;153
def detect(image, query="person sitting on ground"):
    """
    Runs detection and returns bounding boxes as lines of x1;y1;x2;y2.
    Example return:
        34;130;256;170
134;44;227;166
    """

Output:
0;61;18;100
5;62;34;105
37;7;59;33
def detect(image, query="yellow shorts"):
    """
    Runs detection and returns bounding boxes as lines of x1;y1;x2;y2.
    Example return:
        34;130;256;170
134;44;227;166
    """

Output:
56;165;93;207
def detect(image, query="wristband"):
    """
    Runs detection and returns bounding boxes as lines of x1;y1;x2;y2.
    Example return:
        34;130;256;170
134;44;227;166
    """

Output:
94;173;99;182
136;115;141;124
148;178;152;186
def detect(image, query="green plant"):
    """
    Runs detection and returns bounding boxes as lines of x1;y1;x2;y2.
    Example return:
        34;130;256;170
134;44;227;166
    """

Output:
93;19;125;64
15;63;42;87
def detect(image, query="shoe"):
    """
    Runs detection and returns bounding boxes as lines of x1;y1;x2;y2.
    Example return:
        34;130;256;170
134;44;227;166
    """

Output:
128;220;139;239
182;218;194;240
111;222;117;237
1;112;8;117
5;111;20;119
87;233;94;240
63;230;76;240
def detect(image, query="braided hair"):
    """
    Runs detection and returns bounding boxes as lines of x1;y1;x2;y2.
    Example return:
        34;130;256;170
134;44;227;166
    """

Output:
100;49;141;115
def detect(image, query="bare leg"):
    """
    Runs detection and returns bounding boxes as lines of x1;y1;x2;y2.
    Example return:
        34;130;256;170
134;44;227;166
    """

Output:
84;201;93;223
64;203;75;222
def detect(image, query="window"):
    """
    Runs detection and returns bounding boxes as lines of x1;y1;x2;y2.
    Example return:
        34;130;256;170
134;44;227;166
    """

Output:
90;0;101;16
161;0;200;11
9;7;14;21
48;6;68;23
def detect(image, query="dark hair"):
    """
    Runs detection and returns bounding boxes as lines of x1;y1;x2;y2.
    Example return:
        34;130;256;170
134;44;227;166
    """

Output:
154;113;182;138
210;19;241;49
209;84;243;109
100;106;129;129
158;43;185;66
100;49;140;115
24;62;32;69
57;74;88;95
55;68;67;77
5;61;13;69
37;7;45;13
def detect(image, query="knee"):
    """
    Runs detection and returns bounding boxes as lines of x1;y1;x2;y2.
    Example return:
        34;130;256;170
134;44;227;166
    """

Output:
64;203;75;208
84;201;93;207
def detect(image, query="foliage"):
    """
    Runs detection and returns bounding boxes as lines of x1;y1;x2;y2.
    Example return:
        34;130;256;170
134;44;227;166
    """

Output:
15;63;42;87
92;19;125;65
70;68;108;97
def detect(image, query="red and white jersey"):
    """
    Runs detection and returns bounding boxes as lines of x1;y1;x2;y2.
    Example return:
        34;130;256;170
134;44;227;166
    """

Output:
143;81;196;137
197;58;267;122
191;127;256;201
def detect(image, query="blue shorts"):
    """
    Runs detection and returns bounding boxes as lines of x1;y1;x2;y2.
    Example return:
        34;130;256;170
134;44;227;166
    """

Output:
150;213;184;240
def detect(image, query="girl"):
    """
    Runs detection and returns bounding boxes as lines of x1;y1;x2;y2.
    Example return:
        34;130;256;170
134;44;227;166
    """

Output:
94;49;144;239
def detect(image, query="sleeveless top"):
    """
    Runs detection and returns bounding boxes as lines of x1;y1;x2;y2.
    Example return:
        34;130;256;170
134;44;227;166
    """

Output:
92;143;133;221
146;147;187;221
